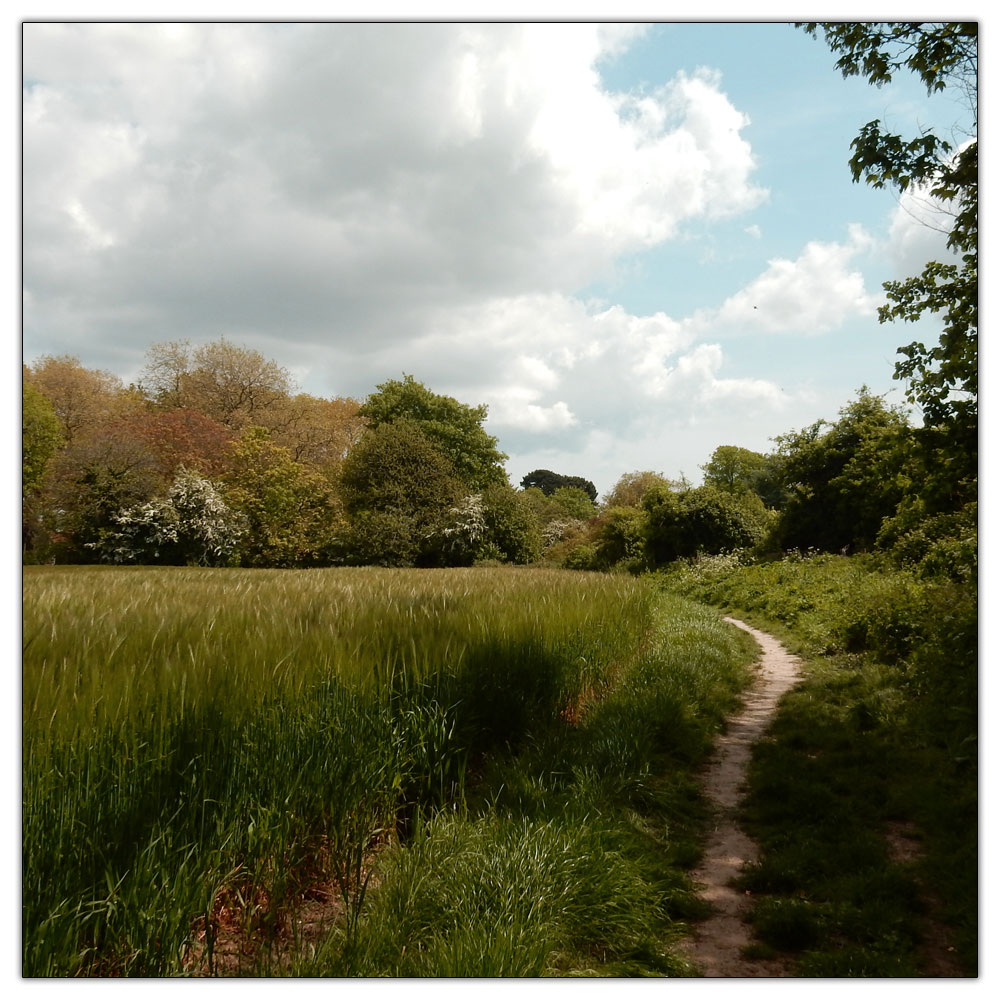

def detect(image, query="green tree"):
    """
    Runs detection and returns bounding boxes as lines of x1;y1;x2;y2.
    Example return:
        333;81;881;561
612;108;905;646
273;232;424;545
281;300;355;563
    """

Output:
22;376;64;558
338;420;466;567
358;375;507;490
549;486;597;521
799;23;977;430
601;470;688;509
594;506;648;570
22;377;63;500
701;445;787;510
771;389;914;553
643;484;771;566
520;469;597;502
519;469;563;495
518;486;595;558
480;484;543;564
223;427;341;567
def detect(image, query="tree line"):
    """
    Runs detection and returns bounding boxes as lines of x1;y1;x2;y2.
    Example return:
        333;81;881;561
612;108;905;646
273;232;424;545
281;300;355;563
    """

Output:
22;348;520;568
22;343;973;584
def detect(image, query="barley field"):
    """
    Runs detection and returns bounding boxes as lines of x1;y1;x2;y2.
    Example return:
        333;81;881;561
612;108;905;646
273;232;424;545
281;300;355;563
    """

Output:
23;565;754;976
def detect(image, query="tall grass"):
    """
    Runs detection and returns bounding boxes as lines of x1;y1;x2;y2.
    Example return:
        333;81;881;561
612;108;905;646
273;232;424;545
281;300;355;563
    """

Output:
282;593;759;977
24;565;659;975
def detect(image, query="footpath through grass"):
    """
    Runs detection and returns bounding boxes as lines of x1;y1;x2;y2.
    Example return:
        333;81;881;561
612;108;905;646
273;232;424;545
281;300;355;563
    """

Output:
660;552;977;976
23;565;757;977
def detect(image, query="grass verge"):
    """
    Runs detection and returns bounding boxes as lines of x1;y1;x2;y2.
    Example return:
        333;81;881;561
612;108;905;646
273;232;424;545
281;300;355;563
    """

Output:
660;552;977;977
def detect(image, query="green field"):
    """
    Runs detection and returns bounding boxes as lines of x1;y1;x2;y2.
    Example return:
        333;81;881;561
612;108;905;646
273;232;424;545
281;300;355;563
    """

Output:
23;564;757;976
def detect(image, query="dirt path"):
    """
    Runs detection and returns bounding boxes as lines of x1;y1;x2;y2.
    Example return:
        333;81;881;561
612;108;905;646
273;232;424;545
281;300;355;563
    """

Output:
681;617;803;978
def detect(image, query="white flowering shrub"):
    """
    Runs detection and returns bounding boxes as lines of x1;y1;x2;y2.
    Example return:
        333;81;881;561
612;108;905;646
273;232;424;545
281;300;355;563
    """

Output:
89;469;244;566
541;518;586;548
89;497;180;565
422;486;542;566
425;493;488;566
167;469;246;565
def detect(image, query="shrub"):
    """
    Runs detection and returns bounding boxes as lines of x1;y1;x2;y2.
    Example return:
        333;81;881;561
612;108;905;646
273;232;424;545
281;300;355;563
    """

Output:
660;552;934;662
827;571;928;663
423;493;489;567
563;543;601;571
541;518;586;548
481;484;543;564
877;499;977;583
88;468;244;566
422;486;542;566
594;506;648;570
644;485;771;566
338;508;422;567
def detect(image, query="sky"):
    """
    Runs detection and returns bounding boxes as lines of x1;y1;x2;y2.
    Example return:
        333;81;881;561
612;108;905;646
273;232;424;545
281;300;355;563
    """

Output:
21;15;977;500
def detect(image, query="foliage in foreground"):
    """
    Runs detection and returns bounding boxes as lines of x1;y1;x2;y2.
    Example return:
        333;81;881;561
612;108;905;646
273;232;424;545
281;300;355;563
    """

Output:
23;566;756;977
798;22;977;431
661;552;977;976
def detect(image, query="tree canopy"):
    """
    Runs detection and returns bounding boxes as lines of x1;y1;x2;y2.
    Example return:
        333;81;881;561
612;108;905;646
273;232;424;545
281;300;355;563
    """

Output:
22;376;63;499
43;424;163;562
25;355;129;446
338;419;467;567
701;446;787;510
643;484;771;565
601;471;687;510
123;407;233;480
799;22;977;430
520;469;598;502
140;339;295;429
223;427;341;567
358;375;508;490
771;389;913;553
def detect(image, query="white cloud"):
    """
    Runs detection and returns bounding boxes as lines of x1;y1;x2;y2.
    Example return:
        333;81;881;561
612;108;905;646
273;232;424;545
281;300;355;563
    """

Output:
485;353;576;432
658;343;785;405
491;391;578;433
713;225;879;334
525;63;766;251
23;22;768;362
884;179;960;280
354;292;790;478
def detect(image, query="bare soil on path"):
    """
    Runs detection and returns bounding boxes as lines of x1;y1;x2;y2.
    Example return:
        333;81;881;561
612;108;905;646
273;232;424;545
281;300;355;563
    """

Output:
681;617;803;978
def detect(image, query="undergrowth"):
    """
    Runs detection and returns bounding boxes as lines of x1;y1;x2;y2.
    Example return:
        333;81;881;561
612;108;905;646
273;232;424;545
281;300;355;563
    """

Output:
660;552;977;977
